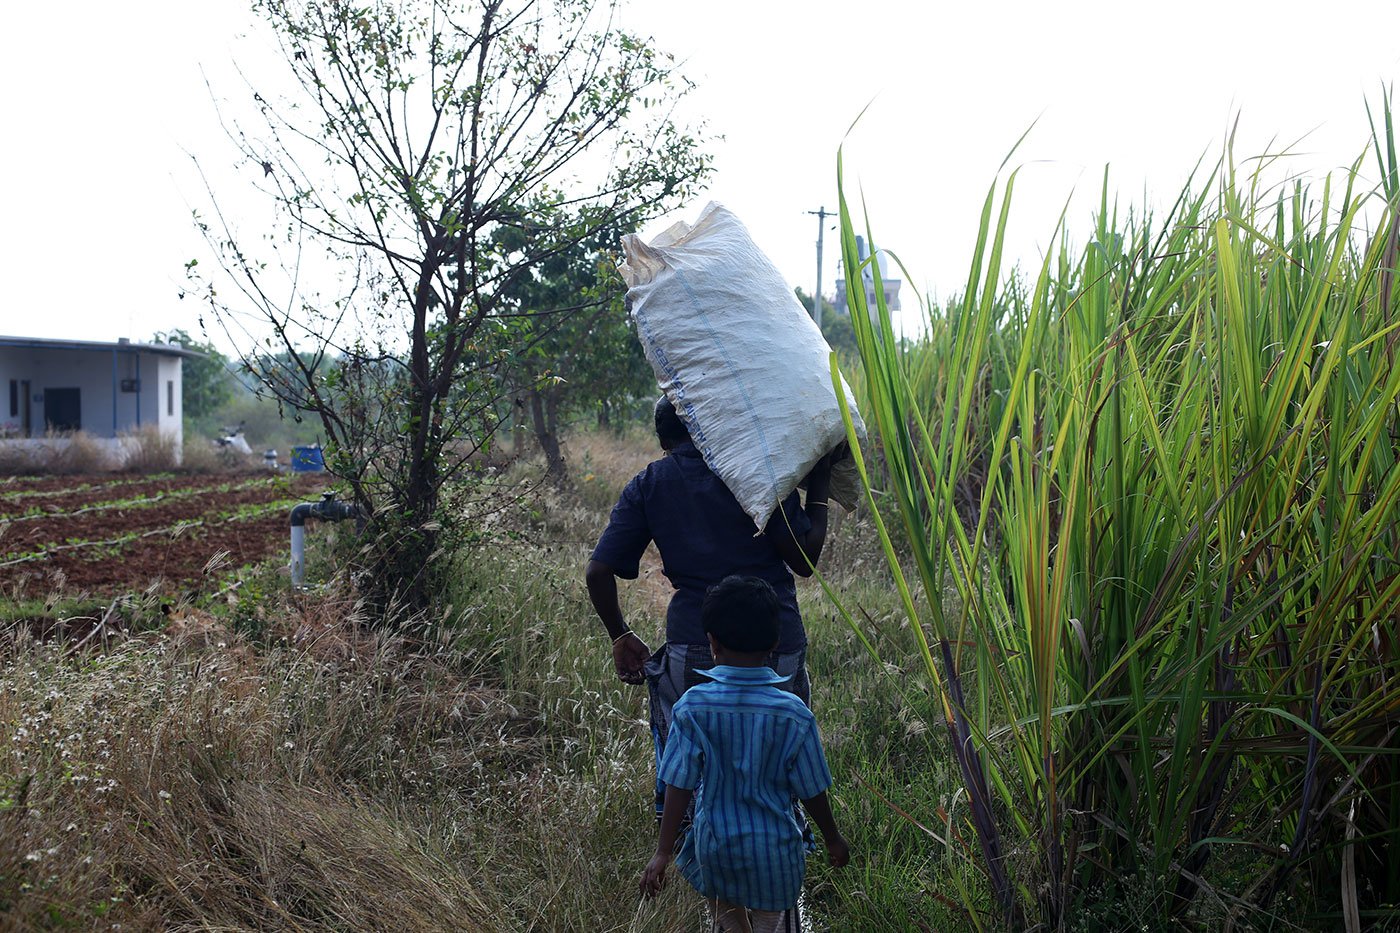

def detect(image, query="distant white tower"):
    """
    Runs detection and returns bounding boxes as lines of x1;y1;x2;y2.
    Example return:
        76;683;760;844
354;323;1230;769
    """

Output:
833;235;901;321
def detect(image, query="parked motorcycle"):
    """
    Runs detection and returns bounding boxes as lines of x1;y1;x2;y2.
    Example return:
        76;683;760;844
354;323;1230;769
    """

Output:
213;422;253;456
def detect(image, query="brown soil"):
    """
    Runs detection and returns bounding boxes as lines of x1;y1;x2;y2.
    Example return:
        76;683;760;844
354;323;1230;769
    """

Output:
0;474;326;599
0;484;283;554
0;472;248;499
0;475;276;517
7;513;292;597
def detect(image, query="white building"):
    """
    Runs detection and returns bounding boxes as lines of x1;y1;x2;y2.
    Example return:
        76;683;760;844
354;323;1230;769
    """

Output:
833;234;902;319
1;336;198;465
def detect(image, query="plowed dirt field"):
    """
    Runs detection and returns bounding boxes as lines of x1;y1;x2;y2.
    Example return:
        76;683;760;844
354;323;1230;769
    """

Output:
0;473;325;599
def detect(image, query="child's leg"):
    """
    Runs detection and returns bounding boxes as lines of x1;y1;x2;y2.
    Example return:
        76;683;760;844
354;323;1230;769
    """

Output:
746;909;788;933
707;898;753;933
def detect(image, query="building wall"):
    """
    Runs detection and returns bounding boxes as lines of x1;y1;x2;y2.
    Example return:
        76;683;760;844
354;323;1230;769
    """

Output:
832;235;902;320
152;355;183;449
0;346;183;442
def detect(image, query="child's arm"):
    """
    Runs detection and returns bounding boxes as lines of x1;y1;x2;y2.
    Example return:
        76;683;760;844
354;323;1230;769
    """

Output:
801;791;851;867
641;784;695;896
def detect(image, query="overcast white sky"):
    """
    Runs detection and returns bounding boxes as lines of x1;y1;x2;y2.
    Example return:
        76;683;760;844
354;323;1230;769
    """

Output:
3;0;1398;354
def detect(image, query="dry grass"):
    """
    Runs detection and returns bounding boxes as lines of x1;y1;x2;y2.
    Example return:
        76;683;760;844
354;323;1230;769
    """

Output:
44;431;111;475
0;443;36;475
0;429;897;930
0;535;698;931
0;426;275;478
0;431;114;475
0;603;512;931
117;426;181;472
0;429;189;475
179;438;263;474
563;429;656;489
479;429;657;552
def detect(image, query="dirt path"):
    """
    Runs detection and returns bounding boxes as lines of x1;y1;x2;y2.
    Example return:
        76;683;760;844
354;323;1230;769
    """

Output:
630;548;674;631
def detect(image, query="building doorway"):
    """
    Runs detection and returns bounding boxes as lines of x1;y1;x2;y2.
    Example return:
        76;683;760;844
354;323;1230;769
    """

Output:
44;387;81;433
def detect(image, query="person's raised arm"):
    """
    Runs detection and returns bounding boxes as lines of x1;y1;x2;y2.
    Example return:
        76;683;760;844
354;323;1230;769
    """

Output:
767;452;836;577
585;559;649;685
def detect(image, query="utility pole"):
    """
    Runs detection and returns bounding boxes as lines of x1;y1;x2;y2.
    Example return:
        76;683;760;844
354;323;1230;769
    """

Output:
806;206;834;331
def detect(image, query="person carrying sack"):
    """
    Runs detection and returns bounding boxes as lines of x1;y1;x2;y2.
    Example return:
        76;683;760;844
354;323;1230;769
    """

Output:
585;397;837;823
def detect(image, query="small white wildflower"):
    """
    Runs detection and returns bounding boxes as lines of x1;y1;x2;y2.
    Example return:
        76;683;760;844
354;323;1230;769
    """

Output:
158;790;172;801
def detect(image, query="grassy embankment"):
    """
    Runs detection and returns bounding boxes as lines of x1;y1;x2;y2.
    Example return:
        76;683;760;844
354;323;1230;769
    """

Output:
1;431;963;931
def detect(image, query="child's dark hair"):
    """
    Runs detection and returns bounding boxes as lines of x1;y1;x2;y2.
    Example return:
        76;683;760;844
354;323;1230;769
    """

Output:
702;575;780;653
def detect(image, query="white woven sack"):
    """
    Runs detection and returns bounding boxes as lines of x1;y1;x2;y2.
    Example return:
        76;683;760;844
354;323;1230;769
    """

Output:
619;201;867;531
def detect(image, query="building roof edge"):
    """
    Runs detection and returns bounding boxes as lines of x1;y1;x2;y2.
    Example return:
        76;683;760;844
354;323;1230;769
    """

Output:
0;335;205;360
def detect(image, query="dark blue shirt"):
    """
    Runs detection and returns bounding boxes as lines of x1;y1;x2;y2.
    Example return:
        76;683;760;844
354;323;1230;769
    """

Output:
591;441;811;651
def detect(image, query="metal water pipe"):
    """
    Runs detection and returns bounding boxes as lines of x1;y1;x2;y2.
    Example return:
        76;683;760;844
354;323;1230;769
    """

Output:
289;490;359;587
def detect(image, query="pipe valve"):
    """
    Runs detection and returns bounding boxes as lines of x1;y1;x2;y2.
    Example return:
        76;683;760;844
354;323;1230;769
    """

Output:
290;490;361;587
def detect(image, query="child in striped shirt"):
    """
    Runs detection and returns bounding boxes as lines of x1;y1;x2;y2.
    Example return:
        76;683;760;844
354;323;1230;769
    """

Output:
640;575;850;932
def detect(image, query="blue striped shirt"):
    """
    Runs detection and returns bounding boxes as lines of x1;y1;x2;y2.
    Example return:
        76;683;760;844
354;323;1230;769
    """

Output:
658;665;833;911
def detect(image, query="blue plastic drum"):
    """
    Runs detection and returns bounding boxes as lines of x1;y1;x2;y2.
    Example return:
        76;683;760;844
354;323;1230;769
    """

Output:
290;445;325;472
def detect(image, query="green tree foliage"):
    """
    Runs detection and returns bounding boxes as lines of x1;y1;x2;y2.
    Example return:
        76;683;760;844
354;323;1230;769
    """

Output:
495;222;653;482
151;328;234;423
189;0;710;614
795;287;859;361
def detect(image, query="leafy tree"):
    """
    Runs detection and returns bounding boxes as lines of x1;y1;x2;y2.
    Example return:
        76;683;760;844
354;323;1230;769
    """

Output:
189;0;710;614
496;222;652;482
795;287;859;361
151;328;235;423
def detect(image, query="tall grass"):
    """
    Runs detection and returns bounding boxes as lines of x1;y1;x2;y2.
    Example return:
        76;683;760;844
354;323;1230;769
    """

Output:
0;435;706;931
0;428;976;928
834;99;1400;928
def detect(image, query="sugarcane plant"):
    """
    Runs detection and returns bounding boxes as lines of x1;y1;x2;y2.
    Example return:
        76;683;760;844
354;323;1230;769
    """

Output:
830;94;1400;929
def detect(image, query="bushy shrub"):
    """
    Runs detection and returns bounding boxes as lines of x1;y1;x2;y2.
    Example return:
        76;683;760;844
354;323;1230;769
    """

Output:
117;425;180;472
48;431;111;474
0;442;38;475
178;437;256;474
